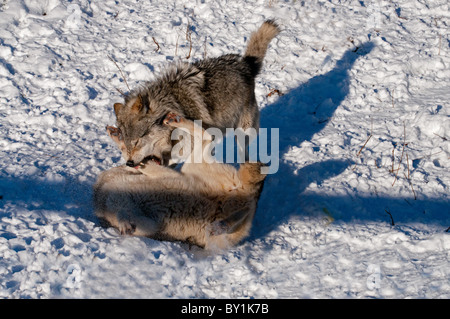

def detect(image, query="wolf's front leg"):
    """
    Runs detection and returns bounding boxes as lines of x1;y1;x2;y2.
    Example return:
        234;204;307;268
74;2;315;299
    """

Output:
164;112;215;141
164;112;202;136
117;210;137;235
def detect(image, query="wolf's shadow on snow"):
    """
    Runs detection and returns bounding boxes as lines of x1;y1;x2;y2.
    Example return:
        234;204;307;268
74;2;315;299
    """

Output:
251;41;450;240
250;43;375;239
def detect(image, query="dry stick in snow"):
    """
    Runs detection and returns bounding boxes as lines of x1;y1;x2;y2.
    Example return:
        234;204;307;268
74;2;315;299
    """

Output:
185;19;193;59
115;87;126;97
352;120;373;170
108;55;131;92
404;172;417;200
267;89;284;97
391;88;395;108
438;33;442;56
404;150;417;200
385;209;395;226
152;37;160;53
406;152;411;180
357;134;373;157
392;122;407;187
390;146;395;173
433;132;448;141
352;133;373;171
434;17;442;55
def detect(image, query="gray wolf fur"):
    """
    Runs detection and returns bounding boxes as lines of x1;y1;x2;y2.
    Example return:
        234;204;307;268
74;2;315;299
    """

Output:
94;113;266;250
112;20;280;167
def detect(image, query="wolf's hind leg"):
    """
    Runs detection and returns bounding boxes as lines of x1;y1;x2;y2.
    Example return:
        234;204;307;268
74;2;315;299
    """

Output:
209;201;254;236
238;162;267;196
117;218;136;235
208;207;255;249
116;209;136;235
115;206;160;237
130;215;159;237
209;213;247;236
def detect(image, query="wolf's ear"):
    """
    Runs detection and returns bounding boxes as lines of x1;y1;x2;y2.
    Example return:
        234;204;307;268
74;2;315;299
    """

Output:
114;103;123;116
129;96;144;114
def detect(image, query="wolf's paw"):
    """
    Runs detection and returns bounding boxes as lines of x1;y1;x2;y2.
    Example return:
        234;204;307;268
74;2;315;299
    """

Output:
106;126;121;138
118;219;136;235
163;112;182;126
209;220;229;236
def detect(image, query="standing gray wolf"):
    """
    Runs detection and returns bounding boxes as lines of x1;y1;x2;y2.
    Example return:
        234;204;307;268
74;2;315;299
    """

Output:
112;20;280;167
93;113;267;250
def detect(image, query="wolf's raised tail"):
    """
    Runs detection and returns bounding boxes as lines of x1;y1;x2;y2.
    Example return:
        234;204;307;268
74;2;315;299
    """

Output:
244;20;280;76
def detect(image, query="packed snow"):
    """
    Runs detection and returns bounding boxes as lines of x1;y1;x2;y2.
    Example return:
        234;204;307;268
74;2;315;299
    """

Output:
0;0;449;298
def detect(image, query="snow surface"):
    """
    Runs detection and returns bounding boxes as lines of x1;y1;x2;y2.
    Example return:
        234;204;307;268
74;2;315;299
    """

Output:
0;0;449;298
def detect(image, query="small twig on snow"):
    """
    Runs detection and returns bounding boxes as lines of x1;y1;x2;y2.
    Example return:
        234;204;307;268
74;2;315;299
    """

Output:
185;18;193;59
390;146;395;173
356;134;373;157
403;173;417;200
108;55;131;92
267;89;284;97
433;133;448;141
115;87;126;97
152;37;160;53
391;88;395;108
385;209;395;226
392;122;407;187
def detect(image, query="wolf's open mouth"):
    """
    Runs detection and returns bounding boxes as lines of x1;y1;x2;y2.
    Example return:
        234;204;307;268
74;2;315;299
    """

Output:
141;155;161;166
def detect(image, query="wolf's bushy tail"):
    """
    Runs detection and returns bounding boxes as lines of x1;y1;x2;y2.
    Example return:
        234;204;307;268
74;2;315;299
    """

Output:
244;20;280;76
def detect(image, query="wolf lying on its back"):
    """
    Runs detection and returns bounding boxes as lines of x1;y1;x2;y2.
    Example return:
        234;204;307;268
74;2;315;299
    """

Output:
93;113;266;249
112;20;280;167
